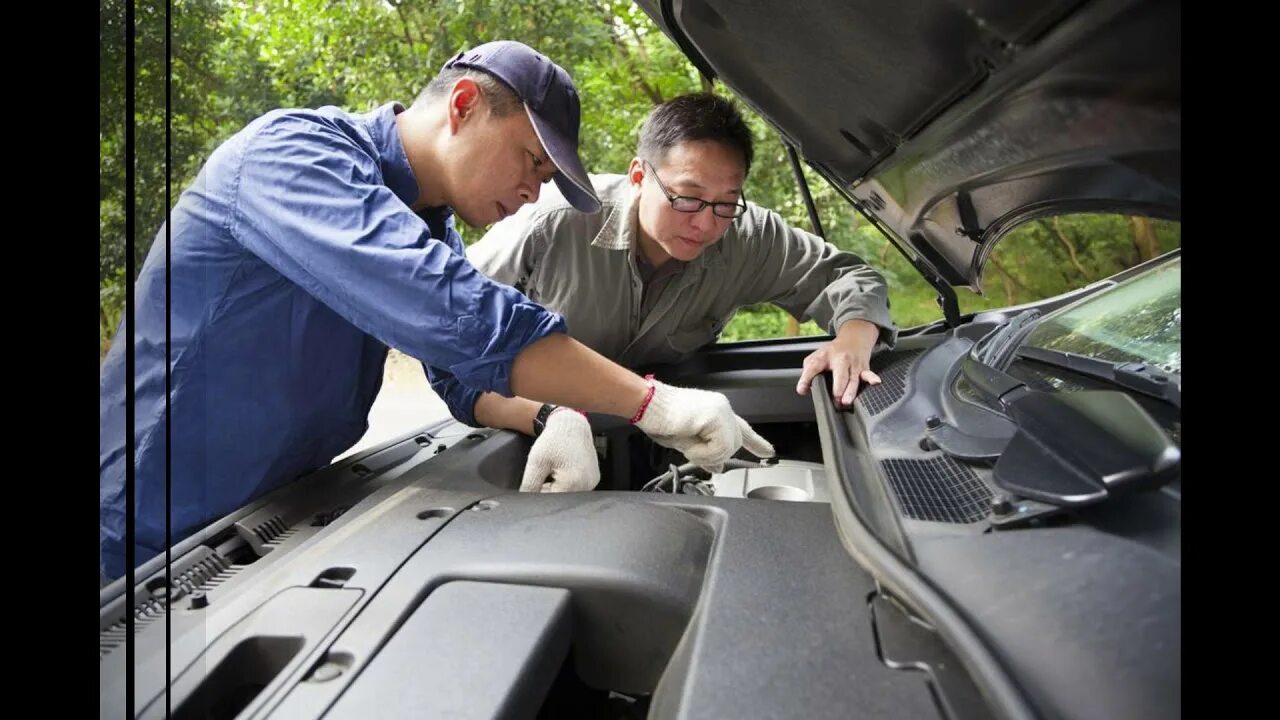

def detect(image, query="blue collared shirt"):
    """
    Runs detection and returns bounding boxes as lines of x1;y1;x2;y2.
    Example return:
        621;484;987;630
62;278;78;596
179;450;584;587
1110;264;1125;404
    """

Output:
100;102;565;578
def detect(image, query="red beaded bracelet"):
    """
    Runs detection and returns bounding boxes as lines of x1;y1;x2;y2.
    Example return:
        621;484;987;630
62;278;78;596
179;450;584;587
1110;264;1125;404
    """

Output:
629;374;657;424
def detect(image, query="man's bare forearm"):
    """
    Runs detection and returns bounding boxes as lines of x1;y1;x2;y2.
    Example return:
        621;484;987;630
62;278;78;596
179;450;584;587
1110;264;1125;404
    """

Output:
835;318;880;349
509;334;649;418
474;392;543;436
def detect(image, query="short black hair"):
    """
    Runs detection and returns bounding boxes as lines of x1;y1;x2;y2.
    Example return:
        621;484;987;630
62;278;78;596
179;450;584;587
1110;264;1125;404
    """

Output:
416;67;523;117
637;93;753;173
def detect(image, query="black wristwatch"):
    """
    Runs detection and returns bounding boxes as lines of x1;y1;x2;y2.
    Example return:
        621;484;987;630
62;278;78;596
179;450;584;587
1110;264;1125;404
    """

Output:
532;403;559;438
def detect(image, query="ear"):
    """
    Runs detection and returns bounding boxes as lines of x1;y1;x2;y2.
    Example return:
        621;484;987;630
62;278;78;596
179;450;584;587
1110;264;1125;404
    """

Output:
628;157;645;188
447;78;483;134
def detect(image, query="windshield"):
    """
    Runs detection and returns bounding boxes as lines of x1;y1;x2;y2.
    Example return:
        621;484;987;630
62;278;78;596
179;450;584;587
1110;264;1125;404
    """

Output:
1021;257;1181;374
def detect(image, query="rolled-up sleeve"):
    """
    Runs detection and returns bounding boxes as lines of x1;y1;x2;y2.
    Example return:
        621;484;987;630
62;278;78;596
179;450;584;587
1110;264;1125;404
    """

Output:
424;365;483;426
228;114;566;400
739;206;898;350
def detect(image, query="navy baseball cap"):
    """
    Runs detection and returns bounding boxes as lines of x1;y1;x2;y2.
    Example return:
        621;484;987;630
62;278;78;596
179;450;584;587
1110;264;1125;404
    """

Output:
443;41;601;214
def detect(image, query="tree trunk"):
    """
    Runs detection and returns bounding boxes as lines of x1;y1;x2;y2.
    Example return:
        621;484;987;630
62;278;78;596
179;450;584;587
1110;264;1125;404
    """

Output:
1130;216;1160;262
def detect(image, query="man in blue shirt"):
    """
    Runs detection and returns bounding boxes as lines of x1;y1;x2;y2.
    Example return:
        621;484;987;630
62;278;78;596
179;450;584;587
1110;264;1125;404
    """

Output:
100;41;773;580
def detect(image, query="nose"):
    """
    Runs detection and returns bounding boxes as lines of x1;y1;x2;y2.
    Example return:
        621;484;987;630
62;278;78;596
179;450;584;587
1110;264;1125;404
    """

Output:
518;180;540;205
689;205;717;233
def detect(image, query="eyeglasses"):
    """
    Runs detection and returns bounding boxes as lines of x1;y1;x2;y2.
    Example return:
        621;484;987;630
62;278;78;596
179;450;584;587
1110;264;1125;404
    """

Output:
644;161;746;219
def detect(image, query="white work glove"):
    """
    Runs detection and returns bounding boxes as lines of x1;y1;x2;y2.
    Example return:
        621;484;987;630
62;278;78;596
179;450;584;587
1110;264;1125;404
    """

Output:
633;378;775;472
521;408;601;493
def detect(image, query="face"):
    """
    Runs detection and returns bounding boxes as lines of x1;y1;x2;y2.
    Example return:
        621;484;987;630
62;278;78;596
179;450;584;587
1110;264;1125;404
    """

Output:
632;140;747;265
443;80;559;227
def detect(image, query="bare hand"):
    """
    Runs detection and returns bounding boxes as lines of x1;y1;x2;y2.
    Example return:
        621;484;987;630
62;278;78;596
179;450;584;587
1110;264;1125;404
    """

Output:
796;319;882;407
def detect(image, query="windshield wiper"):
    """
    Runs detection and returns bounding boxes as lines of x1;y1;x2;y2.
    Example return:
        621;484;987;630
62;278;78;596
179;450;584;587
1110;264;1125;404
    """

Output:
972;310;1042;370
1016;346;1181;408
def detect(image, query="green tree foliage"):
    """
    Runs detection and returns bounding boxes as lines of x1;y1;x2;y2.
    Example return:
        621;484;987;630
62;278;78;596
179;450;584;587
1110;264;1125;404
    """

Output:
958;215;1181;318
